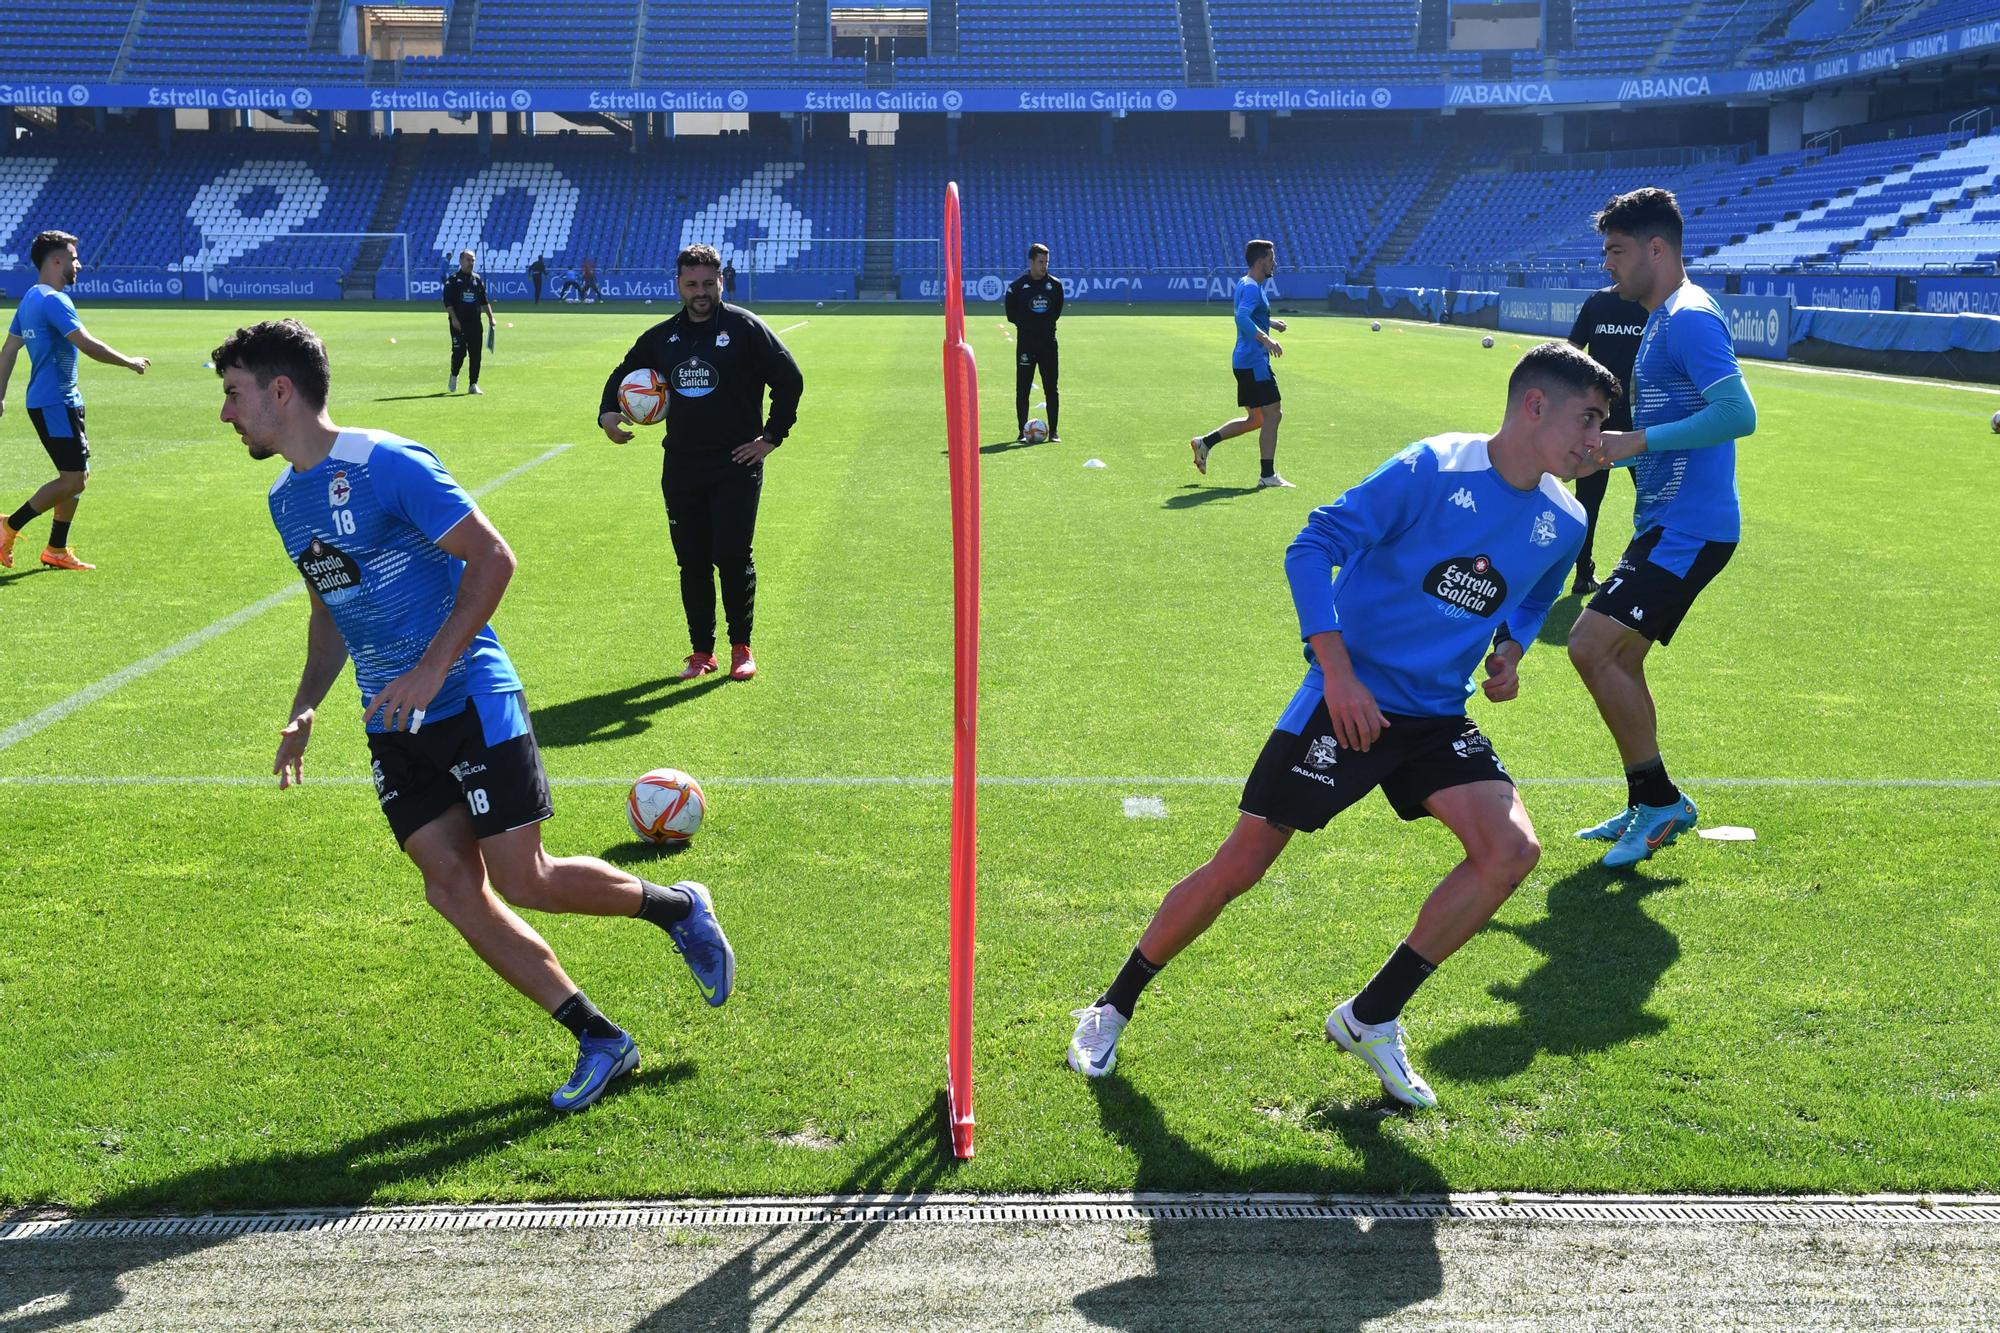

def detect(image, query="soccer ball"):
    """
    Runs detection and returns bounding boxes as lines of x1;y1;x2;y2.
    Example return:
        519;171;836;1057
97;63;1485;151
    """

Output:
619;368;669;425
1991;409;2000;433
1023;418;1049;443
628;768;705;845
815;301;825;309
1481;336;1495;348
1370;321;1382;332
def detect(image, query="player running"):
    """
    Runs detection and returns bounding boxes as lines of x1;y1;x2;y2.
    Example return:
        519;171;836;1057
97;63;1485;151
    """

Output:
1071;342;1614;1109
442;249;494;395
1564;283;1648;593
0;230;150;571
1005;243;1063;442
1190;239;1291;488
216;318;732;1113
1569;188;1757;869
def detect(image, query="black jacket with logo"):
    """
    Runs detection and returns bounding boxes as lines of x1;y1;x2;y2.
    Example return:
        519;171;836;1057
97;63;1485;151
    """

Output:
1566;286;1649;431
442;270;489;325
1005;272;1064;344
598;303;804;479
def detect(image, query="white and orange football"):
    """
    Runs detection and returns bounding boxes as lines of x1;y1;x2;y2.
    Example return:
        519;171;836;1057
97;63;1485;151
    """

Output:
618;368;670;425
627;767;705;845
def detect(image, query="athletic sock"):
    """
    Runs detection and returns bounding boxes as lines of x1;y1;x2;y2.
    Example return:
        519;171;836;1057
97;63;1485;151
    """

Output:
1626;757;1680;809
48;519;70;549
635;880;694;929
551;991;623;1041
1350;942;1438;1027
1200;430;1222;448
1097;947;1163;1019
6;502;39;531
1260;458;1276;479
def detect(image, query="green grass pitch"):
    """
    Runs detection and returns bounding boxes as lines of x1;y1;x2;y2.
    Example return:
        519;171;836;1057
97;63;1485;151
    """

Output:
0;303;1996;1209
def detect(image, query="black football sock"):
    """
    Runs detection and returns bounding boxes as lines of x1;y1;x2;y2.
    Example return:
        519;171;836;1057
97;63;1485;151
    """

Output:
1626;758;1680;809
551;991;623;1041
6;502;39;531
635;880;694;929
1260;458;1276;479
1200;429;1222;448
1097;947;1164;1019
48;519;70;549
1350;942;1438;1027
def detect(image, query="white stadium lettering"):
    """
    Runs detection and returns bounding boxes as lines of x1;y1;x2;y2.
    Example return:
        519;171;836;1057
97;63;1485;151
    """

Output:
434;161;581;272
180;159;330;272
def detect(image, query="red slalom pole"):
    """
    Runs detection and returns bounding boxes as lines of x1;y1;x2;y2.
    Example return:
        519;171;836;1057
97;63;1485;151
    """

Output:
942;181;980;1160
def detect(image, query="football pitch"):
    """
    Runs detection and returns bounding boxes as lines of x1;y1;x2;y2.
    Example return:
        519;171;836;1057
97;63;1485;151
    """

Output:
1;303;1996;1212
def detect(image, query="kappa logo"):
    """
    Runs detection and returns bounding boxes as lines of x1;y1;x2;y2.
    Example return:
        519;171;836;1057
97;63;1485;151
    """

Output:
1531;510;1558;547
370;759;386;795
1304;734;1340;770
1630;607;1645;622
1449;488;1477;511
328;471;351;508
669;333;680;342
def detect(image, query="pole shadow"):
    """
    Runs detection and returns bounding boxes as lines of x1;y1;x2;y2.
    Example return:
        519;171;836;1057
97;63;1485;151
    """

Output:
533;674;727;750
977;437;1040;455
0;1063;696;1331
1163;484;1261;510
1073;1076;1446;1331
1425;866;1681;1084
631;1092;957;1332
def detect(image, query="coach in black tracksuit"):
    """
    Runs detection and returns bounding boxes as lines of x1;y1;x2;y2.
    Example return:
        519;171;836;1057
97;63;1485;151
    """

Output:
1005;243;1064;441
442;249;493;393
598;244;803;681
1566;284;1648;593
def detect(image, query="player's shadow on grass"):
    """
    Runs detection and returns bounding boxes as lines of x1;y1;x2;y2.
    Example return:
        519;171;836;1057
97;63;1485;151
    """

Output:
1424;866;1681;1085
369;392;456;401
533;674;728;749
1074;1076;1445;1331
977;436;1040;455
1535;591;1587;647
1164;483;1262;509
0;1064;696;1332
631;1092;958;1332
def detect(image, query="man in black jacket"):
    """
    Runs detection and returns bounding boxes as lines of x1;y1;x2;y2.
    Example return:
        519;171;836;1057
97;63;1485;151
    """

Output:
442;249;494;394
599;243;804;682
1005;243;1064;442
1564;284;1648;592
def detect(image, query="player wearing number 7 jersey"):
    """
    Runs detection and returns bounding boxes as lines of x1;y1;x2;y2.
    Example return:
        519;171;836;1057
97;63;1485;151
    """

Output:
215;317;737;1114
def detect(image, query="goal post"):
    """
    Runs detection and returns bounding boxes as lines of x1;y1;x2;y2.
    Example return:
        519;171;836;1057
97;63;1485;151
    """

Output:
181;232;411;301
741;236;942;303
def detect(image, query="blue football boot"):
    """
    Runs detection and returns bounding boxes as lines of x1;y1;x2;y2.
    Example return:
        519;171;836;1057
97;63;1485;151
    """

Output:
551;1031;638;1112
667;880;736;1007
1603;796;1699;869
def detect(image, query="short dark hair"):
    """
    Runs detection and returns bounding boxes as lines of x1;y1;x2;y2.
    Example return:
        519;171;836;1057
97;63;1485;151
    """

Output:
30;230;76;269
1245;238;1274;267
1594;187;1683;253
211;318;332;409
1028;243;1049;259
677;243;722;273
1507;340;1621;408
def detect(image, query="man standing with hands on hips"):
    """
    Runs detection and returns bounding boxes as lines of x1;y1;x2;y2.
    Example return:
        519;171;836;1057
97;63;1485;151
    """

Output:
600;244;804;682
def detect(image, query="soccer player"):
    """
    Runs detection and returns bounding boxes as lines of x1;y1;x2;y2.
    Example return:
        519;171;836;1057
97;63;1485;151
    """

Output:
1189;239;1291;488
1069;341;1614;1109
528;254;547;305
0;230;149;571
441;249;493;395
1564;283;1648;593
216;318;735;1113
1569;188;1757;869
598;243;803;683
1005;243;1063;442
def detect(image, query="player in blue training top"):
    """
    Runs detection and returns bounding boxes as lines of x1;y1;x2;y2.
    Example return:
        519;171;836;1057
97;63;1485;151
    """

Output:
1069;342;1615;1109
0;230;150;571
1569;188;1758;869
215;318;738;1114
1188;238;1294;488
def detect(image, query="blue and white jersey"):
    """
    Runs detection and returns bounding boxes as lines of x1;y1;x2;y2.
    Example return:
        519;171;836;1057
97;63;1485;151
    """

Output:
9;284;83;410
1232;276;1272;373
268;430;521;733
1630;281;1743;542
1281;434;1587;722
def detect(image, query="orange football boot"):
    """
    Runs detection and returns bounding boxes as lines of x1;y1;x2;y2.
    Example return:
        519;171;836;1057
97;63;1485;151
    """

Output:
39;546;95;571
677;652;718;681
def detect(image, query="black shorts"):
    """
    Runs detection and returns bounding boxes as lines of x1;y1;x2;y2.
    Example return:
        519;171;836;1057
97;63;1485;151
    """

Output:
1240;705;1512;830
27;405;88;472
366;692;554;846
1234;367;1281;408
1586;525;1736;645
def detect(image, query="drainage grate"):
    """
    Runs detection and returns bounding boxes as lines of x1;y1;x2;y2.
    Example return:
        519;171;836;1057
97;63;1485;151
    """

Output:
8;1194;2000;1243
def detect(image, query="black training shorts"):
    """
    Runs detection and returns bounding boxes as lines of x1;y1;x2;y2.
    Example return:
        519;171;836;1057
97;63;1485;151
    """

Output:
1586;525;1736;646
365;692;553;846
1240;704;1512;830
27;404;88;472
1234;367;1281;408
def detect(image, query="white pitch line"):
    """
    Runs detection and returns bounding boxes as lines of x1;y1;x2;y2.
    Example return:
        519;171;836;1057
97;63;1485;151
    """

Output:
0;774;1993;790
1746;357;2000;395
776;320;810;335
0;444;572;757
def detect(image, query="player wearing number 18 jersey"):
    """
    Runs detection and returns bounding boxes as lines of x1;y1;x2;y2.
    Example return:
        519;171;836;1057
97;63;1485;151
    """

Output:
216;317;737;1114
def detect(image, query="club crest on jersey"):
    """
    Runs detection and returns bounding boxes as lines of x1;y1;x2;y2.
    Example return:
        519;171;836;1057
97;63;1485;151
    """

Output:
1304;735;1340;769
714;331;731;348
674;357;718;398
1425;554;1507;618
1531;510;1558;547
297;537;365;606
328;471;351;507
